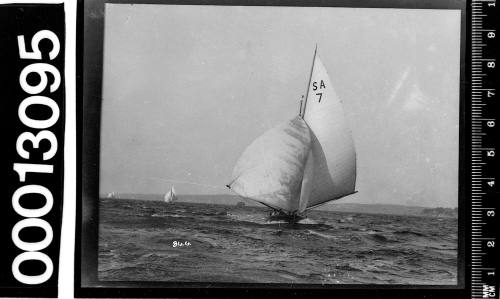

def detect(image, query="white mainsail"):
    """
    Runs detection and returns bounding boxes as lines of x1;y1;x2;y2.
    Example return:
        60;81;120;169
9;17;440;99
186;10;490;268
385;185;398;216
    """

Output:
228;117;311;212
228;47;356;215
164;186;177;203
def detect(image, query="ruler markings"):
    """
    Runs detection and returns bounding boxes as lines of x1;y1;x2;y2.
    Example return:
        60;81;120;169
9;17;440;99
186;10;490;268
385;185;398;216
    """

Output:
471;2;496;294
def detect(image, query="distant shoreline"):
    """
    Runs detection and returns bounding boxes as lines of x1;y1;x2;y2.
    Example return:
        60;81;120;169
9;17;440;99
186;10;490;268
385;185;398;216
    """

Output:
100;194;458;219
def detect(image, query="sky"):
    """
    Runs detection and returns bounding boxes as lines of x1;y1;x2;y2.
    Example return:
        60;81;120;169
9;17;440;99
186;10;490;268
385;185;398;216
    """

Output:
100;4;461;208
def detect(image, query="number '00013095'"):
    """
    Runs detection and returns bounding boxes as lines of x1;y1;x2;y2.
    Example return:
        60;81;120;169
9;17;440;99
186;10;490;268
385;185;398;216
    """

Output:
11;30;60;285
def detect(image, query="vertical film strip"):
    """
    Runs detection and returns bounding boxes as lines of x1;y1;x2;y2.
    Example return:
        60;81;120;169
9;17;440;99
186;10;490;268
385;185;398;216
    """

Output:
0;2;66;298
471;0;499;298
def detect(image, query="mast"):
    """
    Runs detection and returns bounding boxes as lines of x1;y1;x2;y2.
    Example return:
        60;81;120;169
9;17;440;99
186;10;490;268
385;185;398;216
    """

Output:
300;44;318;118
299;95;304;116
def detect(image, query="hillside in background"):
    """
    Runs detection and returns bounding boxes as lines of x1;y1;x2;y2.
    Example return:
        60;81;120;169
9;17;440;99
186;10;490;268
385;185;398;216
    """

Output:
100;193;457;218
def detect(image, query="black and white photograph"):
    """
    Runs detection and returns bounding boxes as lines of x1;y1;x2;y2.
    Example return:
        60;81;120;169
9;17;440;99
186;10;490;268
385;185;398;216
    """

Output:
3;0;500;297
94;3;463;286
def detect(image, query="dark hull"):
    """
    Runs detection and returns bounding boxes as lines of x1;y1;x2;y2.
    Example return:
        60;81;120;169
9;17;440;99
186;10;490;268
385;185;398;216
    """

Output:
268;210;305;223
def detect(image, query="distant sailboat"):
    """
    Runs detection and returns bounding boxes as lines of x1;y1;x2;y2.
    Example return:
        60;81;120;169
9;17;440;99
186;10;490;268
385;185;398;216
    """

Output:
227;46;357;222
164;186;177;203
106;192;116;199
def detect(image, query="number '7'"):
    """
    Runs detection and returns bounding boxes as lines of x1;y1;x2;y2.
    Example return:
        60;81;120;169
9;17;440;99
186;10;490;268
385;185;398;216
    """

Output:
316;93;323;102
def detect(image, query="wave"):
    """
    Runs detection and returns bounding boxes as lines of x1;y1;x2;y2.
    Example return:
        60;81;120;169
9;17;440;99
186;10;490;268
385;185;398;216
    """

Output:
226;212;268;224
307;230;338;240
227;212;326;227
297;218;319;225
393;230;426;237
151;213;187;218
99;199;458;284
364;231;398;243
335;263;363;272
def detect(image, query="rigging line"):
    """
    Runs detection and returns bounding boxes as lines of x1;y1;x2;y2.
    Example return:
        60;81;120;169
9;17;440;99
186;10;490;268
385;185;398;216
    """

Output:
123;174;227;190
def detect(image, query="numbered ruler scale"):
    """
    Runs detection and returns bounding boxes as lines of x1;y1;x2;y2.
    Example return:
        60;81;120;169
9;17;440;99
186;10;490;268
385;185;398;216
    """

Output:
471;0;498;298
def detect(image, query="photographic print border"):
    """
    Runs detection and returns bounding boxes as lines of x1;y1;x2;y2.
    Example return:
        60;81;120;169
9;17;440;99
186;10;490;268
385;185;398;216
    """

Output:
76;0;468;297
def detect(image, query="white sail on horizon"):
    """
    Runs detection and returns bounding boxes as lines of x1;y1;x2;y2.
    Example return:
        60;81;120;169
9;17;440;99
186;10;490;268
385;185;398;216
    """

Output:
228;48;356;215
164;186;177;203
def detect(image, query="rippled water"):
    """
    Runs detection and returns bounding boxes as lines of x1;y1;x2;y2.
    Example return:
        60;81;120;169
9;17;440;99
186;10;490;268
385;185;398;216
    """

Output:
98;198;457;284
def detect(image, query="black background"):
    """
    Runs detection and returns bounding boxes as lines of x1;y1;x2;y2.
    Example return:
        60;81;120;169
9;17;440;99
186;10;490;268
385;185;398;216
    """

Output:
0;4;64;298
